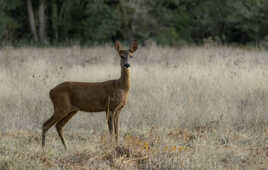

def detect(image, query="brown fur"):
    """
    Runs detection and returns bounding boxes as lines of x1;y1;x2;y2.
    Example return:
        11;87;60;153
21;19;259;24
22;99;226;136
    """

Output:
42;41;137;149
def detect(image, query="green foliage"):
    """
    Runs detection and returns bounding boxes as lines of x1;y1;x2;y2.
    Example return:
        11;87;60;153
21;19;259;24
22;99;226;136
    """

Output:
149;0;193;45
192;0;268;45
82;1;121;43
154;27;180;45
0;0;268;46
0;0;20;43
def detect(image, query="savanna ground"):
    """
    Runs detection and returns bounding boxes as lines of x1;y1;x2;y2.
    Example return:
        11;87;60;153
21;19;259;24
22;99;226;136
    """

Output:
0;45;268;169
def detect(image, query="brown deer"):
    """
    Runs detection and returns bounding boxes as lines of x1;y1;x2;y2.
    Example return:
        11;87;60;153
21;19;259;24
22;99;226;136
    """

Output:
42;40;138;149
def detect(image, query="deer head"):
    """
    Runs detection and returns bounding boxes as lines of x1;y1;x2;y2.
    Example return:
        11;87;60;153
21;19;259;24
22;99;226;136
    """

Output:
115;40;138;68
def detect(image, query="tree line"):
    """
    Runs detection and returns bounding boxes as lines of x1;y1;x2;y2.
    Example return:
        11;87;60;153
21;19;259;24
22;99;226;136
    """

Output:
0;0;268;46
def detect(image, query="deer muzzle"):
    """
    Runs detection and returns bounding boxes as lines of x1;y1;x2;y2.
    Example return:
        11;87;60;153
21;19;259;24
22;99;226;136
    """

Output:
124;63;130;68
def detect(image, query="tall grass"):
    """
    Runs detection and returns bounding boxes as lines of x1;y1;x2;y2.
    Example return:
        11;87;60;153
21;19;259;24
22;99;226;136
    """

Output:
1;45;268;169
0;45;268;133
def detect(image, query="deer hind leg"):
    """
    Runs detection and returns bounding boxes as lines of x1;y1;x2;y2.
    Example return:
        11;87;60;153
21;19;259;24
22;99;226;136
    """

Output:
42;114;59;147
42;92;72;148
56;110;78;150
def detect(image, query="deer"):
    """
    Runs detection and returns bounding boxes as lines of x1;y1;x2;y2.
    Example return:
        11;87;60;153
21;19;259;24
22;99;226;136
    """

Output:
42;40;138;150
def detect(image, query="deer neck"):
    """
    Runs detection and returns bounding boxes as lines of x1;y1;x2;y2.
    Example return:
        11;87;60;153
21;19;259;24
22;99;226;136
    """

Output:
119;66;130;91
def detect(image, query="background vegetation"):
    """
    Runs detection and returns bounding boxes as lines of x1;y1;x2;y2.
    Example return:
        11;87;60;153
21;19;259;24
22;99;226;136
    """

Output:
1;0;268;169
0;46;268;169
1;0;268;46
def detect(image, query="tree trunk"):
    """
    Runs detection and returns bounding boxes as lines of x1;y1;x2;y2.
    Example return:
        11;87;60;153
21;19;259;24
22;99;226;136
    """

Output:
51;1;58;42
27;0;38;42
39;0;47;44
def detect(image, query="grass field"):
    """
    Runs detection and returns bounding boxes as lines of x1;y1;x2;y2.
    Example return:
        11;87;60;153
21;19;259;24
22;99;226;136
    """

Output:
0;45;268;169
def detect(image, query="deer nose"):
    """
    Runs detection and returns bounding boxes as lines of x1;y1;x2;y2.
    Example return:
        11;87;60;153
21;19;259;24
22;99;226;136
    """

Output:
124;63;130;68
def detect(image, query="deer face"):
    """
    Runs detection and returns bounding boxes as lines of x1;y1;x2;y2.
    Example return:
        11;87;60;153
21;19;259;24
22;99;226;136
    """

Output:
119;50;131;68
115;41;138;68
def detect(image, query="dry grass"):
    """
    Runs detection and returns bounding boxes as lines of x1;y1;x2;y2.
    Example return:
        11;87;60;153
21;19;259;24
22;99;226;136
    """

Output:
0;45;268;169
0;127;268;169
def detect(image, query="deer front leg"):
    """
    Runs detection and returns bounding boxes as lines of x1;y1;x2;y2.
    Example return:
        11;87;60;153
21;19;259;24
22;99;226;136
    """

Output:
106;97;114;135
107;114;114;135
113;105;123;143
105;96;110;121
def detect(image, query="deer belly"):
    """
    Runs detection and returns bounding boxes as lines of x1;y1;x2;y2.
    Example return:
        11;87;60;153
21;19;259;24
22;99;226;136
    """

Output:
74;98;106;112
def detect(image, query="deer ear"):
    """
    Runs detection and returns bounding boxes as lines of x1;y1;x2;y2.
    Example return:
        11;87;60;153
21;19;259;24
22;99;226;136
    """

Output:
129;40;138;53
115;41;121;52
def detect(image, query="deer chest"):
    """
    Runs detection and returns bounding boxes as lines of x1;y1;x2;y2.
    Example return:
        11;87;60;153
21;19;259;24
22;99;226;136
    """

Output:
108;90;128;109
